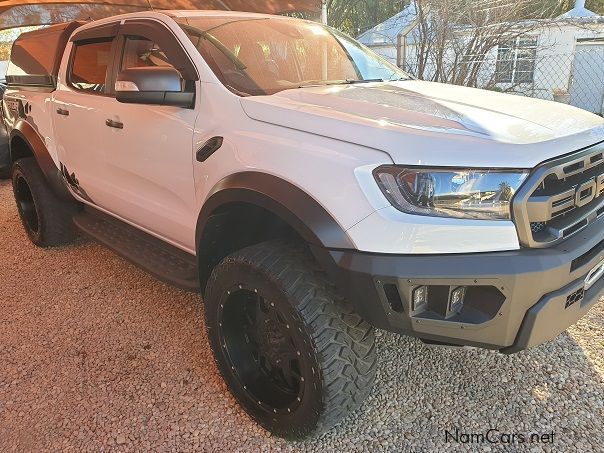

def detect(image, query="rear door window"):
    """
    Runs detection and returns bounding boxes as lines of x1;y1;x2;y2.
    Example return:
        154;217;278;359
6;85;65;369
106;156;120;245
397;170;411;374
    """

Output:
69;39;114;93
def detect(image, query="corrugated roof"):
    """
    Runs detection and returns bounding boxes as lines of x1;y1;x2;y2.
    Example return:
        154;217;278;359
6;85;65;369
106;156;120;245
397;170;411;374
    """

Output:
0;0;320;31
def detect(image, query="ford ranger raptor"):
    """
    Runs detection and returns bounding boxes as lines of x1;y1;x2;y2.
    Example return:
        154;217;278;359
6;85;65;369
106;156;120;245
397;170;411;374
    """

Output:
3;10;604;439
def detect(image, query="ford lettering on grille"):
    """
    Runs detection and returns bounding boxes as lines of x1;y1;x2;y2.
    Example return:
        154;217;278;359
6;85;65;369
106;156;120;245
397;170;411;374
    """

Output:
512;143;604;248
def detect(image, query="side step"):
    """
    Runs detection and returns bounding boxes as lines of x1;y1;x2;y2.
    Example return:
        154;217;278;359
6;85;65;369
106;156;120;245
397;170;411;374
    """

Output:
73;208;200;292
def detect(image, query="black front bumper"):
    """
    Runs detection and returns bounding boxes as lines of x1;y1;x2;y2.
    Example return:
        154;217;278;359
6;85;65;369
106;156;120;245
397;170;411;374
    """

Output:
314;216;604;353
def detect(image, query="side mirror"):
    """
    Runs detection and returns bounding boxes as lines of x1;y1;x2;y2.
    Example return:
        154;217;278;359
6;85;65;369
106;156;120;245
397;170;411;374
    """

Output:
115;67;194;108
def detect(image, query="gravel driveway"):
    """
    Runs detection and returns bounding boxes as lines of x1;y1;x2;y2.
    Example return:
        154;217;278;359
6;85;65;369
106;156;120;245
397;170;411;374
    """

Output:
1;179;603;452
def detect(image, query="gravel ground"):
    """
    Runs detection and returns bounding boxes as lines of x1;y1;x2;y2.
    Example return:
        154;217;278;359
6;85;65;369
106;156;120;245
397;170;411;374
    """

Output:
1;178;603;452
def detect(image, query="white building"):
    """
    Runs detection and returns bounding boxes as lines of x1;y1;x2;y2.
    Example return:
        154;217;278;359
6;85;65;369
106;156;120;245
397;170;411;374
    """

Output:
358;1;604;114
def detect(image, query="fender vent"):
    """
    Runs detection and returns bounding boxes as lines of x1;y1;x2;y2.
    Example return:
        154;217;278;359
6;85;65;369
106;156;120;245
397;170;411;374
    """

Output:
383;283;404;313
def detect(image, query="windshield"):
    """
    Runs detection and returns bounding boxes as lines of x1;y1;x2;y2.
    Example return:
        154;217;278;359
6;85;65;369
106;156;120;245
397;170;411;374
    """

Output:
176;15;411;96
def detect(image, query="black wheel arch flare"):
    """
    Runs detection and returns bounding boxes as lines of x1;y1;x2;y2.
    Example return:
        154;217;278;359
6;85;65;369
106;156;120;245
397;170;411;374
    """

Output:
195;172;356;288
9;120;73;201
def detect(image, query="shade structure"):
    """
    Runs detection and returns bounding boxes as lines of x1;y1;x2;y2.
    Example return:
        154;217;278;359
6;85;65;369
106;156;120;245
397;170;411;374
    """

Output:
0;0;321;31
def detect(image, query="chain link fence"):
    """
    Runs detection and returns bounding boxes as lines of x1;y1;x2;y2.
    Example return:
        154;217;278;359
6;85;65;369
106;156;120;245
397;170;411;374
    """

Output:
400;42;604;116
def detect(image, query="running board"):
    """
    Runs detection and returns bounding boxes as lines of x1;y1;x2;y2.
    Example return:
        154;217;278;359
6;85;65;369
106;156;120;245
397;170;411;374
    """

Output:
73;208;200;292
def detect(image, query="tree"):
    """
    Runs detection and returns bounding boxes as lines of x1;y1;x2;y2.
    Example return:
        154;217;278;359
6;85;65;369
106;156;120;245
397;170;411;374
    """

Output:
546;0;604;15
409;0;562;89
326;0;409;35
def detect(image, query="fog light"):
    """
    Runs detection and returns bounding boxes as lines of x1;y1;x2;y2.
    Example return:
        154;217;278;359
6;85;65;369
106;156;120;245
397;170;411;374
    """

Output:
449;286;466;314
412;285;429;311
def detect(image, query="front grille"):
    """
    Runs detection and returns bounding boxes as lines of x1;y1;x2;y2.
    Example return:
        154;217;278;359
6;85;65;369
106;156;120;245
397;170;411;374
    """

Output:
512;142;604;248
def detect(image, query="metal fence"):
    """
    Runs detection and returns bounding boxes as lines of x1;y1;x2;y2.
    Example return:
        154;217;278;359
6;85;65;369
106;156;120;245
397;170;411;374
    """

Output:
401;43;604;116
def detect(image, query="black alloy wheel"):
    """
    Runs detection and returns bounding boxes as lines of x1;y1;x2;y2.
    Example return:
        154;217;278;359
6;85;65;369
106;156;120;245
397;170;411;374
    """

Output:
14;172;40;235
11;157;78;247
204;240;377;439
219;285;307;414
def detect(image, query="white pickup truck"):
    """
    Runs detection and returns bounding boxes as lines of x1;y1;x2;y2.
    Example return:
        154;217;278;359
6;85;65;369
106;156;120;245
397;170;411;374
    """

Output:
3;10;604;439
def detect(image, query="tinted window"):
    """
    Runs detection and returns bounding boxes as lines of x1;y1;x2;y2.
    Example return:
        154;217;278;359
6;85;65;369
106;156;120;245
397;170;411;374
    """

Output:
177;16;409;96
69;39;113;93
121;36;174;70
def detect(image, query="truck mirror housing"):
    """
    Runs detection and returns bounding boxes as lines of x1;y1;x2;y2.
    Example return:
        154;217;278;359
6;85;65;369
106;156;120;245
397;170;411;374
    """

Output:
115;67;194;108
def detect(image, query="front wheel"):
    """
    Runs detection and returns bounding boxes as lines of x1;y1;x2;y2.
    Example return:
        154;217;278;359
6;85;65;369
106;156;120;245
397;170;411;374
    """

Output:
204;240;377;439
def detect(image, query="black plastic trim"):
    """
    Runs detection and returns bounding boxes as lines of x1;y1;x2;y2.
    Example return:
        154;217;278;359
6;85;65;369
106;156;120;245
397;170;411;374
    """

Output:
196;136;223;162
314;216;604;352
71;22;119;42
196;172;355;254
10;121;73;201
74;207;200;292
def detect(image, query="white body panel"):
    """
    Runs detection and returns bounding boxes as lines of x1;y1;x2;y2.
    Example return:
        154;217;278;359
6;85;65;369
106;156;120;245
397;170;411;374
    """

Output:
8;11;604;255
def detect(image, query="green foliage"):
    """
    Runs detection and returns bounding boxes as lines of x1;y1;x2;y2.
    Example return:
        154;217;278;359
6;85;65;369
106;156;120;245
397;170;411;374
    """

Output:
552;0;604;15
327;0;410;35
326;0;604;35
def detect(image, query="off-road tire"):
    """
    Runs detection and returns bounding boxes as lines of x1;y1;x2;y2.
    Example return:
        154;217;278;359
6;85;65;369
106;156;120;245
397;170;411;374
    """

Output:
204;240;377;439
12;157;78;247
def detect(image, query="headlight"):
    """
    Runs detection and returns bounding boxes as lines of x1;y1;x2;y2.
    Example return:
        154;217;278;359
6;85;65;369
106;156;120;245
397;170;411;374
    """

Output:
373;166;529;220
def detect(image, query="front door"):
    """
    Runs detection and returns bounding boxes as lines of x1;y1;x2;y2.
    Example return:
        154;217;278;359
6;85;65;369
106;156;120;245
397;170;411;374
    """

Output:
100;24;199;249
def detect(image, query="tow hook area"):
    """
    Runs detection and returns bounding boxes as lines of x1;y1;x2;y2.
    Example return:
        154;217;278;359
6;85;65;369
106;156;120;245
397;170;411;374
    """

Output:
585;259;604;291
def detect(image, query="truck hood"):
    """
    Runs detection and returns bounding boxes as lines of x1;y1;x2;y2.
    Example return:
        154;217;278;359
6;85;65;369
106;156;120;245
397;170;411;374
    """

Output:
240;80;604;168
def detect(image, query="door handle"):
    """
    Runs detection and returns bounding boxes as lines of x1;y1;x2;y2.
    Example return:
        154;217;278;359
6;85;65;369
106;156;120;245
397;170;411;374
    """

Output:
56;108;69;116
105;119;123;129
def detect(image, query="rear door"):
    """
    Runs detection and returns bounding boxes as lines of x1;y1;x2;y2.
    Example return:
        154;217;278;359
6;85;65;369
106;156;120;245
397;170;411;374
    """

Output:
52;23;120;205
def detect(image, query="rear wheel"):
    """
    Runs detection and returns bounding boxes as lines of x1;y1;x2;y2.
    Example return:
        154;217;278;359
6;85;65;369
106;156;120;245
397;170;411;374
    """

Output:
204;240;377;439
11;157;78;247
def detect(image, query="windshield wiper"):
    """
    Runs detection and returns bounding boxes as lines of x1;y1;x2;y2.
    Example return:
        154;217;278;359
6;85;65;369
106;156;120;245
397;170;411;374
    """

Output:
345;78;384;84
299;78;384;88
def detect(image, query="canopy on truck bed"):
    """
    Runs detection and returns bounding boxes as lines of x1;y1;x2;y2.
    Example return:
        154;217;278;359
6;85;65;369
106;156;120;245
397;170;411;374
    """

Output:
0;1;321;31
5;21;83;87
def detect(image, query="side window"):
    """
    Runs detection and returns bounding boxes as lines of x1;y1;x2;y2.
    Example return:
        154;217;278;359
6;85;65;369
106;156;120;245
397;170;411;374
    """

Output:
69;39;114;93
121;36;175;70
